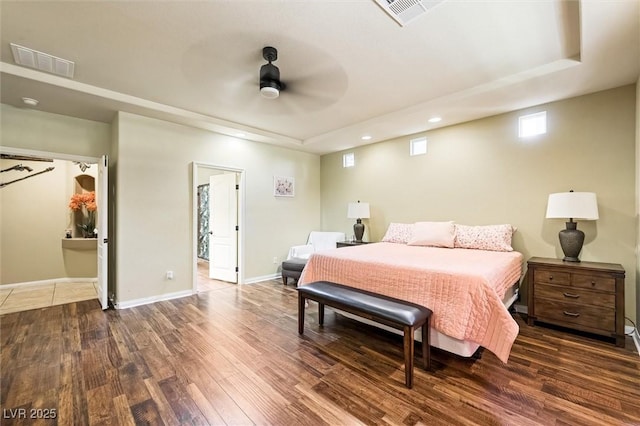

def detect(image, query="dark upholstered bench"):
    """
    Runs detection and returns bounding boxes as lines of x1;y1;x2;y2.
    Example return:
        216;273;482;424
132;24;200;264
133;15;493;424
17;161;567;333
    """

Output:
281;258;307;285
297;281;432;389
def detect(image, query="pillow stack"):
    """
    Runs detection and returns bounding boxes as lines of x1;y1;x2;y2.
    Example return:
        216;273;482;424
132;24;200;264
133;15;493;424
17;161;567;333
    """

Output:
381;221;515;252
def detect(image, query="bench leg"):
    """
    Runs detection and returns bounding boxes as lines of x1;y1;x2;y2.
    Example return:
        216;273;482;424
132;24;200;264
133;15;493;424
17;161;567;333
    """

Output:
298;295;305;334
318;302;325;326
403;326;415;389
422;319;430;370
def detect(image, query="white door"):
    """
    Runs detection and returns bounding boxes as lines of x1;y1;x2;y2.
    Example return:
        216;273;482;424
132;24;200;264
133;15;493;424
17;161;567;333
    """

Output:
97;155;109;309
208;173;238;283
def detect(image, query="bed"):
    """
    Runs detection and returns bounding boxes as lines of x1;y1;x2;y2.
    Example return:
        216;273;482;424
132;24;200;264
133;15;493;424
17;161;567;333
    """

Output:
298;241;523;363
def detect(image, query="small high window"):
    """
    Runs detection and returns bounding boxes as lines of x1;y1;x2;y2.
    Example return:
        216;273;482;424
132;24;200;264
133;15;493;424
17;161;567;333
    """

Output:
410;137;427;156
519;111;547;138
343;152;355;168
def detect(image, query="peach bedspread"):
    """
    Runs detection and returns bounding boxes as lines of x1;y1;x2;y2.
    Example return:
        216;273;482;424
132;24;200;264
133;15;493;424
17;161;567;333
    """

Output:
298;242;523;363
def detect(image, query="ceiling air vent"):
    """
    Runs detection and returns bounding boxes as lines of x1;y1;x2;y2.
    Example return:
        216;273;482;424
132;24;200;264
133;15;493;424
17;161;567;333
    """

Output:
373;0;445;26
10;43;75;78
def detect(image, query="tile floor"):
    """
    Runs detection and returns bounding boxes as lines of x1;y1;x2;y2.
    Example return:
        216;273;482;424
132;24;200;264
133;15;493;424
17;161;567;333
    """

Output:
0;281;98;315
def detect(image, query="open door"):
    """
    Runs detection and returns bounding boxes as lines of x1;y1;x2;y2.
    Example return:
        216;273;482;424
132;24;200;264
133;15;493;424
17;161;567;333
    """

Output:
208;173;238;283
96;155;109;309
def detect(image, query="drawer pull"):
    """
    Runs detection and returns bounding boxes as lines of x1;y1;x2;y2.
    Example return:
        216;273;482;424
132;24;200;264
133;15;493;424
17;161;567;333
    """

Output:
563;292;580;299
549;275;553;280
563;311;580;317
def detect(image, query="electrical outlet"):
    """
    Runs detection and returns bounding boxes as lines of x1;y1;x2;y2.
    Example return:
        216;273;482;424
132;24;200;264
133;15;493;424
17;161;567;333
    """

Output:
272;257;278;264
166;271;174;280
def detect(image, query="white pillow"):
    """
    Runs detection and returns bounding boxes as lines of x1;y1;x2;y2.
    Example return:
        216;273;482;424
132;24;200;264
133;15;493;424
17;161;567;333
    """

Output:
407;221;455;248
381;223;414;244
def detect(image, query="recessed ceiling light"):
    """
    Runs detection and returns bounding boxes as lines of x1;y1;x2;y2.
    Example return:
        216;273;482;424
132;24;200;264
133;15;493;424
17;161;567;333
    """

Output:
361;135;372;141
428;116;442;123
22;97;39;106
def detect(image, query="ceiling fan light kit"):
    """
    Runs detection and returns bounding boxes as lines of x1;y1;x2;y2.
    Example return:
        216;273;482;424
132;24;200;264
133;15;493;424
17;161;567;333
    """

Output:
260;83;280;99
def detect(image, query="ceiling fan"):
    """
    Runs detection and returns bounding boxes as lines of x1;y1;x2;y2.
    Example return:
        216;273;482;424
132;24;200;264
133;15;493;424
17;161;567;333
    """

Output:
259;46;285;99
181;38;348;117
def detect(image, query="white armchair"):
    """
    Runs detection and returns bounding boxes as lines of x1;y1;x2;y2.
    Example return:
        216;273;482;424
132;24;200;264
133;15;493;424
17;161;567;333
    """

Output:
287;231;346;260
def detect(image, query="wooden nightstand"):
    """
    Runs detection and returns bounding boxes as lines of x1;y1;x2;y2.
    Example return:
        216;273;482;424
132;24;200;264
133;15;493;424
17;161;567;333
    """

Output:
336;241;371;248
526;257;625;347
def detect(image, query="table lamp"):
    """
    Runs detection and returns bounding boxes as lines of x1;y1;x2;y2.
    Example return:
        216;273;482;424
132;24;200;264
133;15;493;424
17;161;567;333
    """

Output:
545;191;599;262
347;201;370;243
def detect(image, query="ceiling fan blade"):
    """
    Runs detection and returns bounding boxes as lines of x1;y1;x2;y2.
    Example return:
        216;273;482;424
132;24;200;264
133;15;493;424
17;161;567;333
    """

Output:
280;65;347;108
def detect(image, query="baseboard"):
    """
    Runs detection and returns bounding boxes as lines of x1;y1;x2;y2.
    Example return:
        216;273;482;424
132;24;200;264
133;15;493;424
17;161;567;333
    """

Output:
116;273;282;309
625;325;640;356
243;273;280;284
1;277;97;289
115;289;193;310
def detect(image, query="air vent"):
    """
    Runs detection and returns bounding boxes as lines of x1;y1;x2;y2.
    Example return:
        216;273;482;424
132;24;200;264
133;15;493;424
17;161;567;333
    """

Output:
10;43;75;78
373;0;445;26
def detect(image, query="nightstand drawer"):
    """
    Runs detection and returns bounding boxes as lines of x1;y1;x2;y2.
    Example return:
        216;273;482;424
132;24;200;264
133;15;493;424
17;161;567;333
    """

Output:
535;284;615;308
534;299;615;332
534;269;570;285
571;273;615;292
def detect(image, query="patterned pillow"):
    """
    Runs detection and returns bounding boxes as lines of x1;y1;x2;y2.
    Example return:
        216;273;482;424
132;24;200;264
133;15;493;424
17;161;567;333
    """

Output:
381;223;414;244
454;224;515;252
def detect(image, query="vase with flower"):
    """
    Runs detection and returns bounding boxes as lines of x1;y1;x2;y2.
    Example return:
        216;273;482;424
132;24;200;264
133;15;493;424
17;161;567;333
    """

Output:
69;191;97;238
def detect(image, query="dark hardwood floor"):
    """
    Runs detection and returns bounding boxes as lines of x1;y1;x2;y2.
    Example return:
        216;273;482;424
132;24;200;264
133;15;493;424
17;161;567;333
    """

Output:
1;280;639;425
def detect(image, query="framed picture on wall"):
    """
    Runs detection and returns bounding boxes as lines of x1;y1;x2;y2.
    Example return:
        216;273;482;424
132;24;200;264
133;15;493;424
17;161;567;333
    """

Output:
273;175;295;197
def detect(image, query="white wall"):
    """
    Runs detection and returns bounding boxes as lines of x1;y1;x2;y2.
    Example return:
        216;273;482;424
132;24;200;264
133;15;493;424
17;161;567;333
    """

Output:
113;112;321;304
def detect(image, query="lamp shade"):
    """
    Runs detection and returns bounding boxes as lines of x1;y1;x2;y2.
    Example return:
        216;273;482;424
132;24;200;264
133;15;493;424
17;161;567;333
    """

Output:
347;202;370;219
545;192;599;220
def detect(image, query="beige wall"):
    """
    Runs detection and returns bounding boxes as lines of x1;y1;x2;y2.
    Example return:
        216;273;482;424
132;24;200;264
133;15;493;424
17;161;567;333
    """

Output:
114;112;321;303
636;77;640;328
1;104;111;157
2;84;635;318
321;85;637;320
1;105;109;284
1;105;321;304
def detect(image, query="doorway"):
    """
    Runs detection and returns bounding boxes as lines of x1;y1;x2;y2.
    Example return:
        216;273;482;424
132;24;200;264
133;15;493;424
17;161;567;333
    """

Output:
192;163;244;293
0;148;110;313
